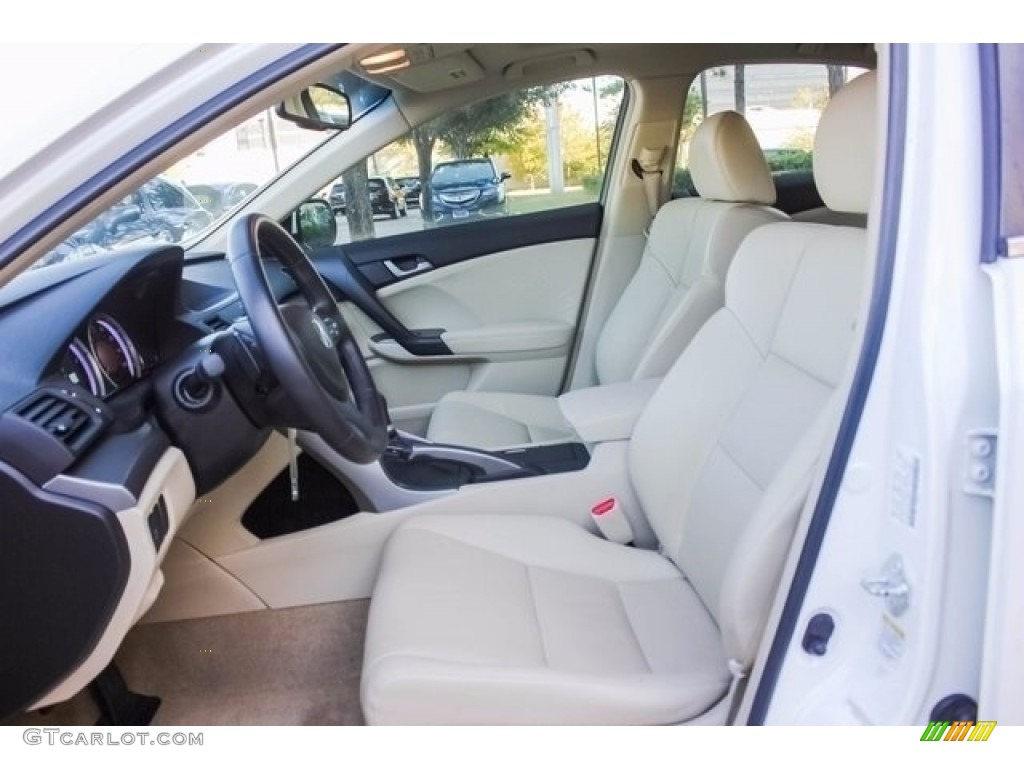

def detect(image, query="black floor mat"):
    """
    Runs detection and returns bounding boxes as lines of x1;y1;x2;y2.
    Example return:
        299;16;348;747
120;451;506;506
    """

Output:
241;454;359;539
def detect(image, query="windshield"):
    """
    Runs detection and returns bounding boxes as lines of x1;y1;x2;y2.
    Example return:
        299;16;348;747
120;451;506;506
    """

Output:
32;70;391;271
33;110;332;270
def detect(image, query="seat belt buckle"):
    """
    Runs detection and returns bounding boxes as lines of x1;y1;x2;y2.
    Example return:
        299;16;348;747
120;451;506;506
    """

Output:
590;497;634;545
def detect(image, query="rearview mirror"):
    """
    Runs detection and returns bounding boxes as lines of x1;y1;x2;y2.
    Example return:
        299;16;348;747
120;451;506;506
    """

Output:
277;84;352;132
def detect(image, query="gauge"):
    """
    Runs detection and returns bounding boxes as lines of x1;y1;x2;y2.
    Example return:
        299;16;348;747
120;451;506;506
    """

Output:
59;338;106;398
87;314;142;389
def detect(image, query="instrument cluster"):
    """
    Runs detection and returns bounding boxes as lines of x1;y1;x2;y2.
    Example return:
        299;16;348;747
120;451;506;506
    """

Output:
59;313;149;398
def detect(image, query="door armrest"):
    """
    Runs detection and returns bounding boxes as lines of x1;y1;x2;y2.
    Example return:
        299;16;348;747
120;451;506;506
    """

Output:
441;321;572;357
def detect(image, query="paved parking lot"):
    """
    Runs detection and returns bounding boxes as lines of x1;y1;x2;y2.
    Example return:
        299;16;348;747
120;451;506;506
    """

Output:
334;207;427;245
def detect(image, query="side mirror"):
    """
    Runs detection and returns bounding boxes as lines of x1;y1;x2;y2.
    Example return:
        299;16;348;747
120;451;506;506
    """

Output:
292;198;337;249
277;84;352;132
499;172;511;182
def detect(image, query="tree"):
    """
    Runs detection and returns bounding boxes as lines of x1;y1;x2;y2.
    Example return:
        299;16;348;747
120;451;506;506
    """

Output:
558;107;602;184
409;128;438;220
698;71;709;119
408;85;563;220
341;158;374;241
441;92;543;159
734;64;746;115
598;79;624;99
504;109;547;189
792;86;828;110
827;65;847;97
681;87;703;140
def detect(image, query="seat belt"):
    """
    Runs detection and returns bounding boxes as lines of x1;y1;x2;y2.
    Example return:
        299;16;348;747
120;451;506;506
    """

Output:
630;146;667;236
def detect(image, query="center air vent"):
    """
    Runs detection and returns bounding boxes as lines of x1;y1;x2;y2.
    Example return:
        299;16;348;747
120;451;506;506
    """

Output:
0;387;109;484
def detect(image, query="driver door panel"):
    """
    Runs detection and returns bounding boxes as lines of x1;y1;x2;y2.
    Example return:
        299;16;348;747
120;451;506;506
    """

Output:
320;204;602;434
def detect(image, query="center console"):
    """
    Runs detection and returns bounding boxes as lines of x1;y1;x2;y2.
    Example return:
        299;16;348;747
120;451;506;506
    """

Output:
377;379;662;492
380;429;590;491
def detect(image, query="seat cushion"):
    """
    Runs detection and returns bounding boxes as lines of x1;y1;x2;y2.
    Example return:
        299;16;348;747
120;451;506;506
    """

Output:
425;391;575;449
361;515;730;725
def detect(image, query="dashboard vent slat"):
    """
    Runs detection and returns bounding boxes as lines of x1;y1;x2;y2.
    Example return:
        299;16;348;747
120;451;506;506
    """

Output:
21;397;66;425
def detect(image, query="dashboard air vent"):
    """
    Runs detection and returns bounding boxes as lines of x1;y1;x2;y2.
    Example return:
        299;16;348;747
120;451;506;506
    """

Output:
16;393;97;451
0;387;109;484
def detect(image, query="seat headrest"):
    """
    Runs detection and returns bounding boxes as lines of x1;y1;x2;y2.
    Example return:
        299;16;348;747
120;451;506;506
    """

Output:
813;71;878;215
687;110;775;206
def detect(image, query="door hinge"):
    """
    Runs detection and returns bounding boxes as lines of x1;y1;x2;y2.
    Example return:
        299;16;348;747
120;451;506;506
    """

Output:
964;429;997;498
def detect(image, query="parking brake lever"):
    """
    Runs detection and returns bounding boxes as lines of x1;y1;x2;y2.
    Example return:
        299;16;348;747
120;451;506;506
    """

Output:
287;427;300;501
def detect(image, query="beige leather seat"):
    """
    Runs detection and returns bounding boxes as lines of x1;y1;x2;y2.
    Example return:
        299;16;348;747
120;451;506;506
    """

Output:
426;110;786;449
362;71;877;725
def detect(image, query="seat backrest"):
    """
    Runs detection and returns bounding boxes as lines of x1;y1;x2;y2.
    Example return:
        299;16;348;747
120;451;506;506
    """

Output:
629;71;878;667
594;111;786;385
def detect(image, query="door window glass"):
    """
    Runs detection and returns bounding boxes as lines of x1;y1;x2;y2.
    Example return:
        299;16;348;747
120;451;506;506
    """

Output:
328;75;627;245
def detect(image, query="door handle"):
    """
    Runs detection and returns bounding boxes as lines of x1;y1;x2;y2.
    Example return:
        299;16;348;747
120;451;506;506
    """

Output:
384;257;433;278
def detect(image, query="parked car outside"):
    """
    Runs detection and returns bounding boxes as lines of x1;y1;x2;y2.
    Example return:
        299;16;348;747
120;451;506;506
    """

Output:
187;182;258;218
394;176;421;208
128;176;212;242
328;181;347;213
329;177;406;218
430;157;510;225
39;176;212;266
368;176;406;219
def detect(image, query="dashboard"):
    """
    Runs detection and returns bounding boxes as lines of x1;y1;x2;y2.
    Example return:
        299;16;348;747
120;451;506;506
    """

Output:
0;248;182;403
0;244;295;721
41;251;196;401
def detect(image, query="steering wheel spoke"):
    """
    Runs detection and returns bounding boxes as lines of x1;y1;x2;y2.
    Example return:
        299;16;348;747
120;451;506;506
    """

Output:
227;214;388;464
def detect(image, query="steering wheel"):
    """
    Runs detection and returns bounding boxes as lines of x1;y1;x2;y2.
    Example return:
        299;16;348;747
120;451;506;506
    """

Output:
227;214;388;464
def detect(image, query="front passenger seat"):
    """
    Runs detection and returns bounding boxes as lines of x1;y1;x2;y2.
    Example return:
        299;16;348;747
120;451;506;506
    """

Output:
426;110;786;450
361;71;878;725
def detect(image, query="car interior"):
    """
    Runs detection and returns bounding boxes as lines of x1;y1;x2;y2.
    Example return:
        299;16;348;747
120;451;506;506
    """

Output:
0;42;882;725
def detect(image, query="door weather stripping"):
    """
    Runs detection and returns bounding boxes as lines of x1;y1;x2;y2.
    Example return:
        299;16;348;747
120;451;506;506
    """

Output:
860;554;911;617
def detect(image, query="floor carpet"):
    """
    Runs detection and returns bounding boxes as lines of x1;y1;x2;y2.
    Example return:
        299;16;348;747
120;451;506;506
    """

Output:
13;600;369;727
